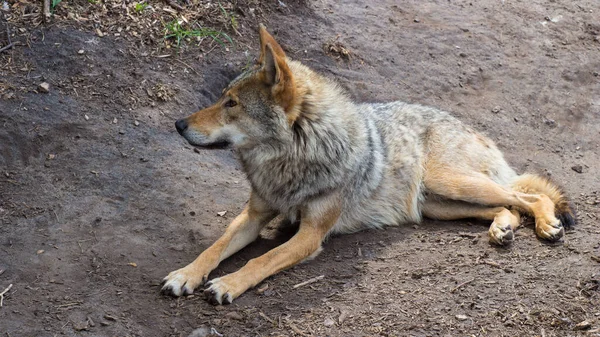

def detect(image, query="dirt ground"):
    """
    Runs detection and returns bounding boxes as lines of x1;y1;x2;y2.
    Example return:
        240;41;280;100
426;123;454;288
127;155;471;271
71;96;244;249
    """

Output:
1;0;600;336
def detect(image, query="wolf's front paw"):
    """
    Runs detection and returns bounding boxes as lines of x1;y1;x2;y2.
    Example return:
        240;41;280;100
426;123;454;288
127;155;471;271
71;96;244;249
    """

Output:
489;221;514;246
203;276;241;305
536;217;564;242
161;265;208;297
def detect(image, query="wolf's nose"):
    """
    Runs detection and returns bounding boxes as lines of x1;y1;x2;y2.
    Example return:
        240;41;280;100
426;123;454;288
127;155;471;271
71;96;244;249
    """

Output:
175;119;188;135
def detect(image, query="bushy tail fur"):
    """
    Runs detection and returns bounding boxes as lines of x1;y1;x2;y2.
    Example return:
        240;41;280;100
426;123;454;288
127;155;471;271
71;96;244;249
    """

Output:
511;174;576;228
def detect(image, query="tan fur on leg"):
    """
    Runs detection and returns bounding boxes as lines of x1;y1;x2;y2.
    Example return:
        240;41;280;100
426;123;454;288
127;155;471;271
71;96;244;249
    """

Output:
161;194;276;297
203;195;341;304
424;169;563;242
422;198;521;245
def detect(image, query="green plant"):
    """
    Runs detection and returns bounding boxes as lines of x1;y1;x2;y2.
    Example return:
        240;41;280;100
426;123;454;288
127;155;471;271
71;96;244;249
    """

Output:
51;0;61;10
87;0;99;4
218;1;238;31
134;2;148;12
163;19;233;49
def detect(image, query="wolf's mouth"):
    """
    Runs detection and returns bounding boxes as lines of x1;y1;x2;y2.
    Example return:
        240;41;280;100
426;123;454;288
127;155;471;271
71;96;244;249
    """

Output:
188;140;231;150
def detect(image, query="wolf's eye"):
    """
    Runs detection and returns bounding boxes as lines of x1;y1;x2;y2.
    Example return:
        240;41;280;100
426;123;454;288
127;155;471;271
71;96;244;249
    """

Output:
224;100;238;108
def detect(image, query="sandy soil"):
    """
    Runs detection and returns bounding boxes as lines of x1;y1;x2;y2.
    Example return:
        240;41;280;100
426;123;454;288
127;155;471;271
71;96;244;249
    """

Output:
1;0;599;336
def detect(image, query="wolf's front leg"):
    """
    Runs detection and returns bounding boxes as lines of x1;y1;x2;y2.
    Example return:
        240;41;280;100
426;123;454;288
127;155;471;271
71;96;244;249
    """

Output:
203;195;341;304
161;194;276;296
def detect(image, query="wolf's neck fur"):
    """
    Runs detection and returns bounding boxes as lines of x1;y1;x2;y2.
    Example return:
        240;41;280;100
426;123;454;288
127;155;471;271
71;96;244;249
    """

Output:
237;61;383;213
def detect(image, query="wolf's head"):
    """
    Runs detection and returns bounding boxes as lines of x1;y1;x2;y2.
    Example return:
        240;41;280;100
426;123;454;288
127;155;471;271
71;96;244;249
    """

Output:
175;25;300;149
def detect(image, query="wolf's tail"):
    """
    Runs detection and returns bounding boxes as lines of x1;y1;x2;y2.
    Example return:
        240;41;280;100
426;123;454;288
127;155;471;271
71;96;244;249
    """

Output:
510;174;576;228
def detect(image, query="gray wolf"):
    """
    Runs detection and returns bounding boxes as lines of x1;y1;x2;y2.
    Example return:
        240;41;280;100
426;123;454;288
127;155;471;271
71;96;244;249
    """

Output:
161;25;575;304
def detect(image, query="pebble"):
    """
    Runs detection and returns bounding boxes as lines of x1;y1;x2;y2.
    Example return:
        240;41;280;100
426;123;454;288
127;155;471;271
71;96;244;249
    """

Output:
324;317;336;327
574;320;592;330
38;82;50;93
188;327;211;337
456;314;469;321
338;310;349;324
78;49;85;54
134;120;140;126
571;165;583;173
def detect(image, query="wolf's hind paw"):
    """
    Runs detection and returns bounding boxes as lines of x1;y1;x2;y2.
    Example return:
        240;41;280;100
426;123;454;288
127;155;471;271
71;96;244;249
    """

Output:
489;222;514;246
536;218;564;242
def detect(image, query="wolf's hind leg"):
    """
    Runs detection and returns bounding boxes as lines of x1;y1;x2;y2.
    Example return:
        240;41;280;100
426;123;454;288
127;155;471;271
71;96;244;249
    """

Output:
423;170;563;242
161;194;276;297
422;198;520;245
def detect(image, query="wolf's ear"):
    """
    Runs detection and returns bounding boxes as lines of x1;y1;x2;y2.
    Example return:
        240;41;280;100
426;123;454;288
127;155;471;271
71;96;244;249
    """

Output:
258;25;296;113
258;24;286;64
262;43;282;85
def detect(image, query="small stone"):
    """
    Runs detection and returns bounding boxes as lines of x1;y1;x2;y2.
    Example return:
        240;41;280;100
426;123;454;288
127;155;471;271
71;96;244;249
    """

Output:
188;327;211;337
324;317;336;327
225;311;243;321
84;114;90;120
217;211;227;217
491;106;501;113
413;18;420;23
133;120;140;126
574;320;592;330
38;82;50;93
96;29;104;37
189;211;196;216
37;249;45;254
338;310;349;324
118;130;125;135
571;165;583;173
112;118;118;124
459;52;467;57
456;314;469;321
103;314;117;321
73;323;88;331
78;49;85;55
47;154;56;160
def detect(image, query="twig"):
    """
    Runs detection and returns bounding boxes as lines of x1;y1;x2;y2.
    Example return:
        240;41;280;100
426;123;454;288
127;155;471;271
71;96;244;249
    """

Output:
0;284;13;307
56;301;83;308
293;274;324;289
259;311;276;325
450;277;475;293
482;259;502;269
173;58;200;76
165;0;183;11
43;0;51;21
0;43;12;54
288;323;309;337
